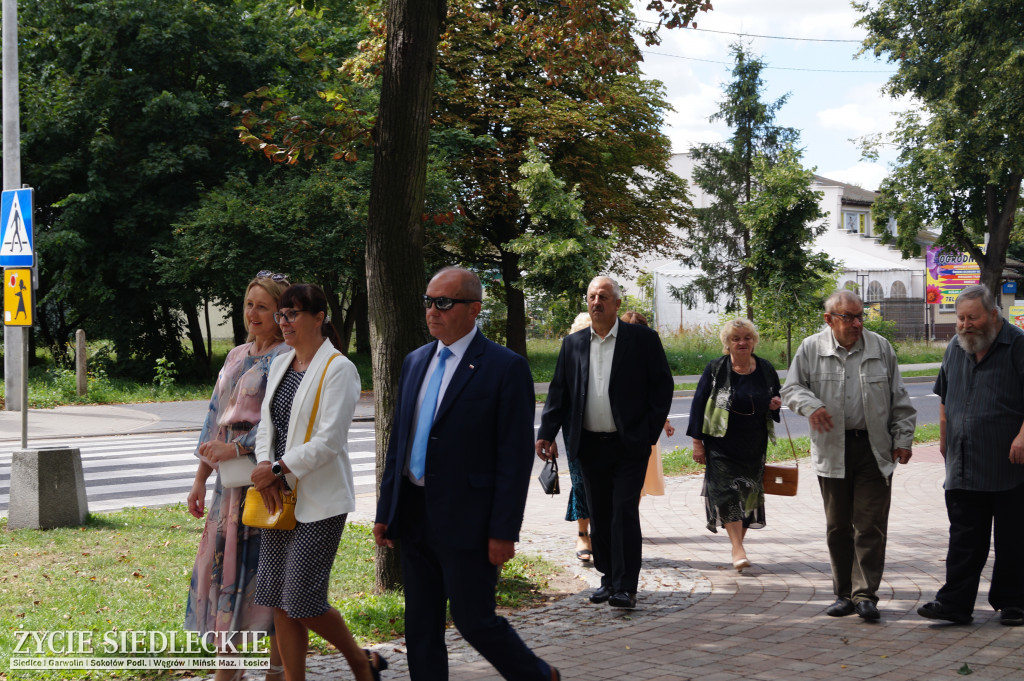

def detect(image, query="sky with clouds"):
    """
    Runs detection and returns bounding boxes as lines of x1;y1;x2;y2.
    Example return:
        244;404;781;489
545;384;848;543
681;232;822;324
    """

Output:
632;0;912;190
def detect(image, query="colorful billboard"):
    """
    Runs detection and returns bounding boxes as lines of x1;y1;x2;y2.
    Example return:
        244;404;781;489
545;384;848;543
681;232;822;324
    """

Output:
926;246;981;305
1010;306;1024;331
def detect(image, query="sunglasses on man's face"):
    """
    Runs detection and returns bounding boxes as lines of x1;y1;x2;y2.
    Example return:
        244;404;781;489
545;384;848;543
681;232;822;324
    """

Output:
422;295;481;311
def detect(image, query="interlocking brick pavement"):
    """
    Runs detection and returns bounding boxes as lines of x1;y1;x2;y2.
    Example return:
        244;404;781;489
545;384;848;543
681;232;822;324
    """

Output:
308;443;1021;681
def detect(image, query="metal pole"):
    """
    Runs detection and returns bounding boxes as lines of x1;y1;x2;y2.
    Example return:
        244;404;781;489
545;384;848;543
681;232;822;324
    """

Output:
20;326;26;447
3;0;24;412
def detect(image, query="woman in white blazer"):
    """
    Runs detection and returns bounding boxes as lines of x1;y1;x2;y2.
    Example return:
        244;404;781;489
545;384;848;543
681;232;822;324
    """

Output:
250;284;387;681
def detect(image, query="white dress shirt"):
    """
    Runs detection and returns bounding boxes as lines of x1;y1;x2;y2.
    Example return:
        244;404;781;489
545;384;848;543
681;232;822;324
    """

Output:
583;319;618;432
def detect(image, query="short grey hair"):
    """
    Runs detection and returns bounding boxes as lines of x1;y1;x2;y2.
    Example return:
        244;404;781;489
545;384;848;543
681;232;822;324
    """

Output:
824;289;863;313
955;284;997;312
588;275;622;301
719;318;759;354
432;266;483;300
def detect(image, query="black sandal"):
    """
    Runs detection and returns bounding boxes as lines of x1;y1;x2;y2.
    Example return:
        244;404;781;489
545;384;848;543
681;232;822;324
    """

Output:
364;649;389;681
576;531;592;562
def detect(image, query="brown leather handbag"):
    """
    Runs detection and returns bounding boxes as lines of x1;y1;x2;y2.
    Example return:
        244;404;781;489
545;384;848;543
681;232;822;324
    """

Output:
763;410;799;496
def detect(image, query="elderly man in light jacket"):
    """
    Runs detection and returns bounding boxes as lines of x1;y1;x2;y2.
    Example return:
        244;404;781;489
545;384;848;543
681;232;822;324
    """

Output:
782;290;916;621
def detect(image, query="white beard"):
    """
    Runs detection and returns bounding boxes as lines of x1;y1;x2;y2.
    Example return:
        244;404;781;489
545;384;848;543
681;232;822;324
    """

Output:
957;324;998;355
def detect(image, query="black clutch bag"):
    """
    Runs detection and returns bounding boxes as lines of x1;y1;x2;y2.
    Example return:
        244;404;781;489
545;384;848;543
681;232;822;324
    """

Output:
538;458;560;495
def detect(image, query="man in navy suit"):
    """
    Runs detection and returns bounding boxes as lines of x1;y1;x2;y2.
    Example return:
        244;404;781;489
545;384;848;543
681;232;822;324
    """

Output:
537;276;674;609
374;267;558;680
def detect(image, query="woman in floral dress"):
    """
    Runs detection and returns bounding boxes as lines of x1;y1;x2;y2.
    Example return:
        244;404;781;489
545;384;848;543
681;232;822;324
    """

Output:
185;271;289;681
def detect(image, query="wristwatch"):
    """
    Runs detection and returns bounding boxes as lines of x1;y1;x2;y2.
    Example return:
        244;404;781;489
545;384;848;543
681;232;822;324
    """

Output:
271;461;285;478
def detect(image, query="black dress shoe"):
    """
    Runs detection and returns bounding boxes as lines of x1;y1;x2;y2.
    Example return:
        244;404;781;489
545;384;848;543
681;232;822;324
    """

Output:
589;585;613;604
826;597;855;617
1000;607;1024;627
855;600;880;621
608;591;637;608
917;600;973;624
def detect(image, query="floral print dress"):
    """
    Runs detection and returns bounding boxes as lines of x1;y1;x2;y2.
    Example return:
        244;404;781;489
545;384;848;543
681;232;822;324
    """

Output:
184;341;286;641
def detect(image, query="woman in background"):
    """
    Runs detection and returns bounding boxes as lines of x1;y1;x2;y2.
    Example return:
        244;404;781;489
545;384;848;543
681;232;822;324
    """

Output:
186;271;289;681
565;312;595;561
620;310;673;498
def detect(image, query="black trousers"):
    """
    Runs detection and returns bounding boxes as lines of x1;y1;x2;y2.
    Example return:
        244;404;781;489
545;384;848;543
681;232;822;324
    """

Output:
577;430;650;594
396;481;550;681
817;433;892;604
936;482;1024;614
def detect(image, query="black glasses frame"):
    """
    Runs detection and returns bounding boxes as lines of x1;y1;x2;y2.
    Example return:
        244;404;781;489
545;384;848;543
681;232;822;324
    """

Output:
273;309;307;324
828;312;864;323
423;295;481;311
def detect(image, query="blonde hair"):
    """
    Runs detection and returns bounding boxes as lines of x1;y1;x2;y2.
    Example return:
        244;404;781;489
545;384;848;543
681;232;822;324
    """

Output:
719;318;759;354
569;312;592;334
244;276;289;343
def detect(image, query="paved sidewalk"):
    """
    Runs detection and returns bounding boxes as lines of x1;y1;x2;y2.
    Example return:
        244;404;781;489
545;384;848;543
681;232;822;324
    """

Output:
307;444;1022;681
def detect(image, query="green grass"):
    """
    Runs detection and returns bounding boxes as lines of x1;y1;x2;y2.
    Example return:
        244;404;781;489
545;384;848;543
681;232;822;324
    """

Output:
914;423;940;443
663;424;941;477
15;366;214;408
901;369;939;378
0;506;557;679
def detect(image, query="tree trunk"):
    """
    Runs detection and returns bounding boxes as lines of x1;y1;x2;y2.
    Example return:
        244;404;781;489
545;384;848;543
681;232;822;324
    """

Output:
183;305;209;377
500;248;528;358
339;309;355;355
353;287;370;354
367;0;446;593
230;305;246;346
321;283;350;354
978;176;1022;300
203;299;212;369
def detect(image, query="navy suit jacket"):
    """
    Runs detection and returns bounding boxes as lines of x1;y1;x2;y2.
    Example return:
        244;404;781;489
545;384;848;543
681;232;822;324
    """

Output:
537;321;674;460
375;330;536;551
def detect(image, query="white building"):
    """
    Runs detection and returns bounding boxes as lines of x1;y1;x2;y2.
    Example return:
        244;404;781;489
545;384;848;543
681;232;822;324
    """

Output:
626;153;927;336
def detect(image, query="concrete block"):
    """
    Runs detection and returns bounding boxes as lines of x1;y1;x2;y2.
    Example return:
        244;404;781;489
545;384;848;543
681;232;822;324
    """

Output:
7;448;89;529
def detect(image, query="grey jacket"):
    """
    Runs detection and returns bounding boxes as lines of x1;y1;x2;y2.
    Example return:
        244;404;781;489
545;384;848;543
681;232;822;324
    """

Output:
781;328;916;478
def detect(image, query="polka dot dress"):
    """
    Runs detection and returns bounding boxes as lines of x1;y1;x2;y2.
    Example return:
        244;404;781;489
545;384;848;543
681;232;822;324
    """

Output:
253;367;348;619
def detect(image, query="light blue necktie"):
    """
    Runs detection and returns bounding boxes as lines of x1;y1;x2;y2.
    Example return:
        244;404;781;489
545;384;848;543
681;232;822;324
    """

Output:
409;347;452;480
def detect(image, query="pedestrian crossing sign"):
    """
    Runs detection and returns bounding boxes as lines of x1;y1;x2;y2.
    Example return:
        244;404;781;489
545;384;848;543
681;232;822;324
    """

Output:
0;188;34;267
4;268;33;326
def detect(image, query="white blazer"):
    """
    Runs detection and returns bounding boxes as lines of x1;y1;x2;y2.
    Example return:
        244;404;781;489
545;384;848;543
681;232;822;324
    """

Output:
255;340;361;523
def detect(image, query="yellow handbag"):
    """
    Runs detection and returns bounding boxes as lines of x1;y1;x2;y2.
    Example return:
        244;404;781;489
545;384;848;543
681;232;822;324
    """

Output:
242;486;297;530
242;353;341;530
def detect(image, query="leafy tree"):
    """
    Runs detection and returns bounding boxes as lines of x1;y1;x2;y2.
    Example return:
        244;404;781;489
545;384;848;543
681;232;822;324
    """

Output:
741;146;836;360
19;0;336;377
674;43;799;322
856;0;1024;296
419;0;691;357
506;141;616;336
159;160;371;351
